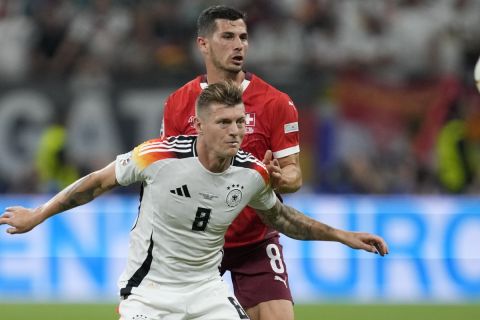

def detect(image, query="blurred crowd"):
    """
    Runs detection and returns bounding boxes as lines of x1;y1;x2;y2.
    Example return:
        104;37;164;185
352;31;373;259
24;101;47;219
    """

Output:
1;0;480;84
1;0;480;194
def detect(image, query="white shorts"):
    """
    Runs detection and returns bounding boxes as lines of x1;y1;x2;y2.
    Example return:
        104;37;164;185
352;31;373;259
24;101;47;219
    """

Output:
118;277;249;320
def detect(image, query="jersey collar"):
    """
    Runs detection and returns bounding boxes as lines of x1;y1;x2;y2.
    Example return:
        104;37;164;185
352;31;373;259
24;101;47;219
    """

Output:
199;72;251;92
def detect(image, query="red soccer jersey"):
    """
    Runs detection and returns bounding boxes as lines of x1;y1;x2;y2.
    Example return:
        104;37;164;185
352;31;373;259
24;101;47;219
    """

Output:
161;72;300;248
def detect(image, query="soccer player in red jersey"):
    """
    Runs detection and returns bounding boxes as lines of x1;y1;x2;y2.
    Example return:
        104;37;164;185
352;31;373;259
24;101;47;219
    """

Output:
161;6;302;320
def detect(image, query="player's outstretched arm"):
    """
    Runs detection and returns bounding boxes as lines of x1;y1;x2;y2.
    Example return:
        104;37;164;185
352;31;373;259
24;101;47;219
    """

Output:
263;150;302;194
256;199;389;256
0;162;118;234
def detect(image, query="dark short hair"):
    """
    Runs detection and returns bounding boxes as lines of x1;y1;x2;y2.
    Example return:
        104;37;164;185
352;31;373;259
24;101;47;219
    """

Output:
196;81;243;115
197;5;246;37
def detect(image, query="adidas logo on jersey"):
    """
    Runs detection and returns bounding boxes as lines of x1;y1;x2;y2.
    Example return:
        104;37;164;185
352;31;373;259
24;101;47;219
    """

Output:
170;184;191;198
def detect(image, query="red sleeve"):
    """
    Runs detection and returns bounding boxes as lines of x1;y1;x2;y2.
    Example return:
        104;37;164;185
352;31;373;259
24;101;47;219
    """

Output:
269;93;300;159
161;94;181;138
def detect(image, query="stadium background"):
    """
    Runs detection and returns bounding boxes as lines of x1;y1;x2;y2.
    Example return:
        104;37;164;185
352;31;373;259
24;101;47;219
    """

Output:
1;0;480;319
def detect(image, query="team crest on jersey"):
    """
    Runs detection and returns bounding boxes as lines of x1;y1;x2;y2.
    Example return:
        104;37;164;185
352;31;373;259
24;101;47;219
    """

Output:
226;184;244;207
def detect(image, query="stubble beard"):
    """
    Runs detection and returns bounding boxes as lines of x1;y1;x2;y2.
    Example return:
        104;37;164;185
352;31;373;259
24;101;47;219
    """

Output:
210;52;242;77
218;62;242;77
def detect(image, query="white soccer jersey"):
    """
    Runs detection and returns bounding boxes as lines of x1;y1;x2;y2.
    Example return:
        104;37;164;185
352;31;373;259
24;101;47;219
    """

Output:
115;135;276;298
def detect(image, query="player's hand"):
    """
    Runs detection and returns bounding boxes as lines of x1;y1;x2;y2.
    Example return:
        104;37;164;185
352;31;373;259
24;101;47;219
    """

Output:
0;206;41;234
340;231;389;256
262;150;282;191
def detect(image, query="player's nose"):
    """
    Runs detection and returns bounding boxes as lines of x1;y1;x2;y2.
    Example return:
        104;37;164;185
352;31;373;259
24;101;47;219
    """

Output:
229;123;239;134
233;36;244;50
227;122;242;136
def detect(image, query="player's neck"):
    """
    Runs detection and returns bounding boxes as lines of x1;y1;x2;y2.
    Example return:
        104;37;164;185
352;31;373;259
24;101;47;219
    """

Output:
196;138;232;173
206;69;245;87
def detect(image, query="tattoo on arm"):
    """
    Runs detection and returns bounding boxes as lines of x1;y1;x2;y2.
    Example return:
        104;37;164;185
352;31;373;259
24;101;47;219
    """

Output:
258;200;336;241
57;174;113;212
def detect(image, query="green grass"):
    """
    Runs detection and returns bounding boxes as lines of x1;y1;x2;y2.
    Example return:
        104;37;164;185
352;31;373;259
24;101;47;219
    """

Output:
0;303;118;320
1;303;479;320
294;304;480;320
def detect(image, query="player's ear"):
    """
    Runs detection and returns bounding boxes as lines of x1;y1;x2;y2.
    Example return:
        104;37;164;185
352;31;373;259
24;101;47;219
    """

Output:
197;36;208;54
194;117;203;135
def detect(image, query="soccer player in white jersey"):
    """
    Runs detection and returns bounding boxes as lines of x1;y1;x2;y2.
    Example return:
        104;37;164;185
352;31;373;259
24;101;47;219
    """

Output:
0;81;388;320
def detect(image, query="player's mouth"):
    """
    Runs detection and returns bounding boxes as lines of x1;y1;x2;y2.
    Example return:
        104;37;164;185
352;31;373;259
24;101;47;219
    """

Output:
231;55;243;65
226;141;240;147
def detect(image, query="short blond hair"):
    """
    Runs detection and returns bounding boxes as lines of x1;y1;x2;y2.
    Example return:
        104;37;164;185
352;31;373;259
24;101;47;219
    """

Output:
196;81;243;116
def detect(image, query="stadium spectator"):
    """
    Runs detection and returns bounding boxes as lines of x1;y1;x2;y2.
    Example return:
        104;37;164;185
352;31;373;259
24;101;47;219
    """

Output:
436;92;480;193
386;0;450;81
440;0;480;79
52;0;131;78
35;121;80;193
28;0;73;79
246;3;305;82
301;0;345;74
0;0;34;82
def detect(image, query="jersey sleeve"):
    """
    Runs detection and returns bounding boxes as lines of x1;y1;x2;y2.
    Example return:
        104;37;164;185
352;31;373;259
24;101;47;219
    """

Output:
115;150;145;186
248;167;277;211
270;94;300;159
115;139;166;185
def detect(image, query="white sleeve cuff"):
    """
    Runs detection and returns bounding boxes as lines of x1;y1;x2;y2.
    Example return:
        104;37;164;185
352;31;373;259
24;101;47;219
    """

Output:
272;145;300;159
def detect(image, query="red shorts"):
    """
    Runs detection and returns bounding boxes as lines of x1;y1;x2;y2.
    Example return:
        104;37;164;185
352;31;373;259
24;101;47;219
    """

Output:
220;235;293;309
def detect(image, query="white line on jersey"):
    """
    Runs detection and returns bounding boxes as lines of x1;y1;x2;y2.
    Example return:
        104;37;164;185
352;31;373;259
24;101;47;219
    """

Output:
139;148;191;156
274;275;288;288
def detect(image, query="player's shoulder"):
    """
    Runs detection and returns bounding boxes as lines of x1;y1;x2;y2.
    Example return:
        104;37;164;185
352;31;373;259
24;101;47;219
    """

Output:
133;135;196;167
248;73;294;105
166;76;203;103
233;149;270;185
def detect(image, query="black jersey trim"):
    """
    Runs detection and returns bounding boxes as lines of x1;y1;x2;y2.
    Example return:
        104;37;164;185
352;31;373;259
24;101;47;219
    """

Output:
232;150;261;169
120;233;154;299
130;183;144;231
162;135;196;159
